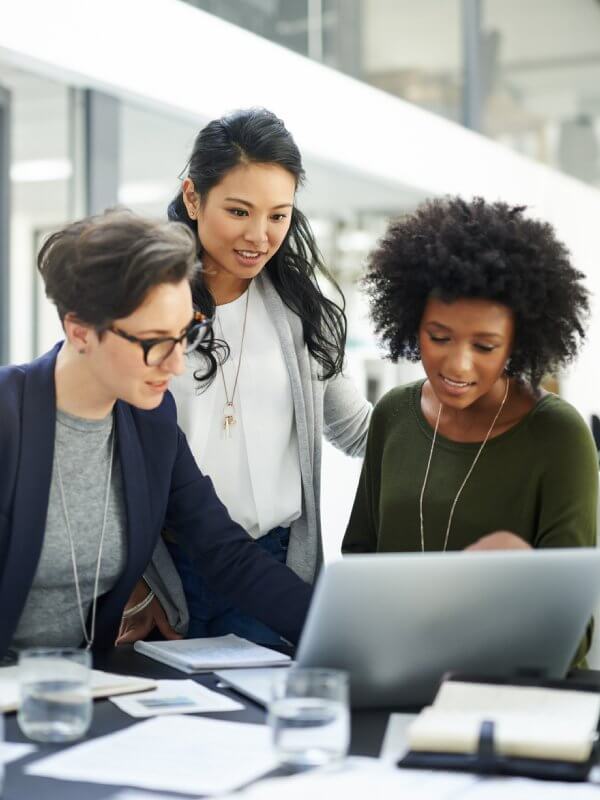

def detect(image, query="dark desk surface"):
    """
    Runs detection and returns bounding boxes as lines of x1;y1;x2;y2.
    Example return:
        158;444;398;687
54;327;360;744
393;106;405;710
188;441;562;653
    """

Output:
3;646;393;799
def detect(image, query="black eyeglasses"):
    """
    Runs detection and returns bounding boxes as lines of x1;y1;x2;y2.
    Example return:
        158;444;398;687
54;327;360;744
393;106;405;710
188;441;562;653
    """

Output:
108;311;214;367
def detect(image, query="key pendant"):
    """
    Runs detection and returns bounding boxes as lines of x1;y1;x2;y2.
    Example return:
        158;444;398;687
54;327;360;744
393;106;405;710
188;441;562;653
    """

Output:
223;402;236;438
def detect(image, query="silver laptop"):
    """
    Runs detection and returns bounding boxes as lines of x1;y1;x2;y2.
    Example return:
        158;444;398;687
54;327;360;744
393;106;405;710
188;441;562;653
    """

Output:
218;549;600;709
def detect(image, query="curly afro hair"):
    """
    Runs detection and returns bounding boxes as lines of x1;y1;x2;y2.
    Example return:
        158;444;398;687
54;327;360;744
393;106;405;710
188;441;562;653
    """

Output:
364;196;589;388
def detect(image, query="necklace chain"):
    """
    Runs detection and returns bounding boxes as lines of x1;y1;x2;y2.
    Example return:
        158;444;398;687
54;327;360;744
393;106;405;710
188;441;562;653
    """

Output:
216;285;251;437
419;378;510;553
55;426;115;650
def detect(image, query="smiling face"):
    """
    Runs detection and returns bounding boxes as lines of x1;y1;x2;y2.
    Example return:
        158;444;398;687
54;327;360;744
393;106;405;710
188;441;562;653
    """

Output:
184;162;296;286
418;296;515;411
81;279;194;410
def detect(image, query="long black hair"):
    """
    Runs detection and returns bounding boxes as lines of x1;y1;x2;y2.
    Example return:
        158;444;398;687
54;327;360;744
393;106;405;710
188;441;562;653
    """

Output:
168;107;347;381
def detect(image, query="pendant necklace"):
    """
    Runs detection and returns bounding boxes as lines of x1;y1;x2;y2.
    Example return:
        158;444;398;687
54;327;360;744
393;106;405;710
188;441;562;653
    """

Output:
216;285;250;438
419;377;509;552
55;426;115;650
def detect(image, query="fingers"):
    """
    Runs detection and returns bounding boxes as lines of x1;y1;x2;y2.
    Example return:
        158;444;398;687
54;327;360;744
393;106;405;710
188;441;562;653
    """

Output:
115;615;152;645
152;600;183;640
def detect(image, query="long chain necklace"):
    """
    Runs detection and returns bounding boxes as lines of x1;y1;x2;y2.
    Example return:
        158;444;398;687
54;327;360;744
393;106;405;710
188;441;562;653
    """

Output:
55;427;115;650
216;285;250;438
419;378;510;553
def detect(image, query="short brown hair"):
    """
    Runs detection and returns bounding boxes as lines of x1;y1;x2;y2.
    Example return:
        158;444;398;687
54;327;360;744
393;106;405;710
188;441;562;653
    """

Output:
38;209;199;328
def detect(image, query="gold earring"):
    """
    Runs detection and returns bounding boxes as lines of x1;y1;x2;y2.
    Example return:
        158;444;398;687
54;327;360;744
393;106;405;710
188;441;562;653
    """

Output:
189;209;196;220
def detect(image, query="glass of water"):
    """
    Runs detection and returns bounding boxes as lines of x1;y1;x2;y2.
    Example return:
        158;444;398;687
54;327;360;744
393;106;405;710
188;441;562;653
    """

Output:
17;647;92;742
268;668;350;769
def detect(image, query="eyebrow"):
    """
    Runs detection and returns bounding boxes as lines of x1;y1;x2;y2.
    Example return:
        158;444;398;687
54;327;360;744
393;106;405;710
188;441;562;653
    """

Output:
131;322;191;337
425;321;504;339
224;196;293;210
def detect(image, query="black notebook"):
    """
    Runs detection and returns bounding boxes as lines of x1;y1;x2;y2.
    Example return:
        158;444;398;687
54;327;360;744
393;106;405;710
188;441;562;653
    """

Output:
398;674;600;782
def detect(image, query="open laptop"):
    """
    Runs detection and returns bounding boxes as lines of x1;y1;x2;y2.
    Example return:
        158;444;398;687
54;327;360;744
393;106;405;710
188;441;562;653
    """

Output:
216;548;600;709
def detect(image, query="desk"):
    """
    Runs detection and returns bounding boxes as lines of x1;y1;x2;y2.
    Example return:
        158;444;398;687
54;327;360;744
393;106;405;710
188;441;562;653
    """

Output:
3;646;392;799
6;651;600;799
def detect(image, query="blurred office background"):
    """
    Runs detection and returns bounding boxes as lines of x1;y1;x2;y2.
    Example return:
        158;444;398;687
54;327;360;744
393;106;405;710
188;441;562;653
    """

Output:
2;0;600;552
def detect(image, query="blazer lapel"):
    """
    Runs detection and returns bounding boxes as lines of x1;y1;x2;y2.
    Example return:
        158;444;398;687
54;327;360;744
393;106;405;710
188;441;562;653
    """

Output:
112;402;154;586
0;346;59;648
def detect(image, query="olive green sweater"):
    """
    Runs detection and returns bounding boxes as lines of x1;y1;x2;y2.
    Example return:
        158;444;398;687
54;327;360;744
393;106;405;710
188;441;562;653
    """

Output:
343;381;598;665
344;381;597;554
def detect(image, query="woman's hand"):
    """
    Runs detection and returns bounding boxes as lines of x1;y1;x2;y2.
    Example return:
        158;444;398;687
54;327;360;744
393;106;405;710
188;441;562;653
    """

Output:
116;579;182;644
466;531;532;551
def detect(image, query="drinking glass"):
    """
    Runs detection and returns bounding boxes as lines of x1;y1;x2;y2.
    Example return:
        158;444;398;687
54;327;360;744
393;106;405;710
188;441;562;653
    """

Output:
17;648;92;742
268;668;350;768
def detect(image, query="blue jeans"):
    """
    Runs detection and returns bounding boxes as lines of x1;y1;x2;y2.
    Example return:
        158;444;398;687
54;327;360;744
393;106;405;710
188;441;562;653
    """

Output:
167;527;290;645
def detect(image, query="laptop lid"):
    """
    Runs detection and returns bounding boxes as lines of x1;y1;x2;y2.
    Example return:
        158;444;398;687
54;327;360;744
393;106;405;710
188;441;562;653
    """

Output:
295;548;600;708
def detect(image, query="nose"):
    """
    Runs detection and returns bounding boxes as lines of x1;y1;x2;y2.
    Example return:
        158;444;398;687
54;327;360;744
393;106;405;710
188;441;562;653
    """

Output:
160;342;186;376
243;216;269;247
445;344;473;378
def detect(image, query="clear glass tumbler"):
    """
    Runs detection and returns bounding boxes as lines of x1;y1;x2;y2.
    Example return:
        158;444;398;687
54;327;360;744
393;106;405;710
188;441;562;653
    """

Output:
268;668;350;768
17;648;92;743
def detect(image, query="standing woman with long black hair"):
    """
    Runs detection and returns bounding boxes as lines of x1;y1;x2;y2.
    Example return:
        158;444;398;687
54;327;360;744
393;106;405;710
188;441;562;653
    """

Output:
130;108;371;645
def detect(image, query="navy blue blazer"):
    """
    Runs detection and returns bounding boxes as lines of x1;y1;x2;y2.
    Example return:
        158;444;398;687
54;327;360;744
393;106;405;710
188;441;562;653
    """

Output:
0;345;312;656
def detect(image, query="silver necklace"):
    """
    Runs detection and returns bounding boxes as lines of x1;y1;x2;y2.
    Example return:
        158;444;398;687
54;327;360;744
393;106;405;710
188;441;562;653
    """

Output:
216;285;250;438
419;378;510;553
55;426;115;650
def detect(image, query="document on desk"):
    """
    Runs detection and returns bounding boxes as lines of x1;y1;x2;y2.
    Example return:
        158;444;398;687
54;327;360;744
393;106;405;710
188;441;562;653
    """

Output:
26;715;278;795
220;758;479;800
109;678;243;717
0;665;155;712
379;712;418;761
220;759;600;800
0;742;36;765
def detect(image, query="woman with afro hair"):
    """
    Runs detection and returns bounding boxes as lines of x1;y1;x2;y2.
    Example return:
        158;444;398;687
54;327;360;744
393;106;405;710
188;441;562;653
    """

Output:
343;197;597;571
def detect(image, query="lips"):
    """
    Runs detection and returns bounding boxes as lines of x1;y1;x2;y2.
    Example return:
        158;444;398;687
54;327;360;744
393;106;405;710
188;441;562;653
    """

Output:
146;380;169;393
441;374;475;388
234;249;268;266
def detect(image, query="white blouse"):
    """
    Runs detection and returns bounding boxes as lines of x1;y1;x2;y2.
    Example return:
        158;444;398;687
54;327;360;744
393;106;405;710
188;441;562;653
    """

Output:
170;284;302;539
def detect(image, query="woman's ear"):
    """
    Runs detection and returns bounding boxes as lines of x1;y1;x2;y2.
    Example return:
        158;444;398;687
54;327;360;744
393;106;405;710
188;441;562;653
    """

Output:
63;312;93;355
182;178;199;221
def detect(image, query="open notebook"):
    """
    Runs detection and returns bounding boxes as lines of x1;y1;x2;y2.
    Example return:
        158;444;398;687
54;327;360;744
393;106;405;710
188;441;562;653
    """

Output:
0;666;156;712
407;680;600;763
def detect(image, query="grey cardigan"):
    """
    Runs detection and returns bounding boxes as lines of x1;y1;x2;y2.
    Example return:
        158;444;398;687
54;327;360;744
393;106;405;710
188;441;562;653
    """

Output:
145;272;372;632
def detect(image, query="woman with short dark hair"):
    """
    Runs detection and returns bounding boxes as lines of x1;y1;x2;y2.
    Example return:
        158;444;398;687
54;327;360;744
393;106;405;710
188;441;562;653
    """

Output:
0;210;311;657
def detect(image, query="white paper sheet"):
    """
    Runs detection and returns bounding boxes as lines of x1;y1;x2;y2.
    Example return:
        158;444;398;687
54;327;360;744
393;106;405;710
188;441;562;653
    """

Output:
220;758;479;800
379;712;418;762
110;793;195;800
463;776;600;799
0;741;36;765
26;715;278;795
109;679;243;717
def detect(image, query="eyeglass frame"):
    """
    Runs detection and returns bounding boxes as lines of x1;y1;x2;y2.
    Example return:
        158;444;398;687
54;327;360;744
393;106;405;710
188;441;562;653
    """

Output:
107;310;214;366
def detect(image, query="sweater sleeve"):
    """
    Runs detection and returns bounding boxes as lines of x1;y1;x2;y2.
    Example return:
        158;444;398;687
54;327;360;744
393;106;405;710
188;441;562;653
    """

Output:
341;397;386;553
532;401;598;550
323;370;372;458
